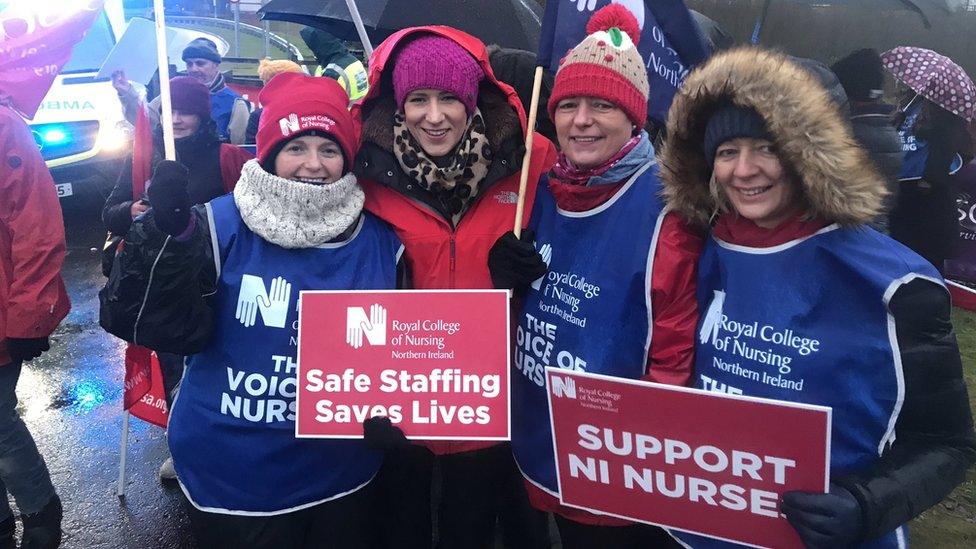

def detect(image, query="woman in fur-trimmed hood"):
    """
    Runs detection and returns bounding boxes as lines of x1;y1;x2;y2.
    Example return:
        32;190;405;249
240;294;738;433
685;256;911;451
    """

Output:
660;47;884;227
660;47;975;549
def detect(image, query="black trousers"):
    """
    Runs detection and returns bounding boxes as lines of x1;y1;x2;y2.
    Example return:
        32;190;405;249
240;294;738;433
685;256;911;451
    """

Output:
554;514;681;549
186;483;374;549
371;443;549;549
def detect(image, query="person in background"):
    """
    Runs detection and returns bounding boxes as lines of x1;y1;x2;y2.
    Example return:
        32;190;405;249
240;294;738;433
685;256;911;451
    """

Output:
102;76;250;481
114;38;250;144
301;27;369;102
101;73;399;548
0;98;71;549
492;5;699;547
832;48;904;232
246;58;305;144
486;45;556;143
660;46;975;548
891;91;973;272
353;26;556;549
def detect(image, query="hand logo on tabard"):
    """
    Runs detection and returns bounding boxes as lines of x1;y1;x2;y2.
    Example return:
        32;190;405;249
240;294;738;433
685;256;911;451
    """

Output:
531;243;553;291
698;290;726;346
346;304;387;349
235;274;292;329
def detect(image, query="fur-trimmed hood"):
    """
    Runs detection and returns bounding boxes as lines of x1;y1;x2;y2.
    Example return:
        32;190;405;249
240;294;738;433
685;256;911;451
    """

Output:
659;47;886;227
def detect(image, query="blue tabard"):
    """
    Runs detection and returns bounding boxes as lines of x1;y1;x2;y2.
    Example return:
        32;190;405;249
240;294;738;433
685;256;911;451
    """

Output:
672;226;942;549
168;194;401;515
512;161;664;495
897;103;963;181
210;86;241;141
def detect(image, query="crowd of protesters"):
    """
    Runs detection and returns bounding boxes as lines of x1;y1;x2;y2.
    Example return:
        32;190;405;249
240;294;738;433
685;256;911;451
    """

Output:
2;3;975;549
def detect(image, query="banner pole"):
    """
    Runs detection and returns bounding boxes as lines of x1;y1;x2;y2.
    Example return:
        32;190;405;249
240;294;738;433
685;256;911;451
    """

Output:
513;66;544;239
153;0;176;160
344;0;374;58
116;411;130;499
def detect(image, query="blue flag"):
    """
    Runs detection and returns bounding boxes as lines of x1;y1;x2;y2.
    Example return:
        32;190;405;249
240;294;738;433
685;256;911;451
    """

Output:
538;0;709;124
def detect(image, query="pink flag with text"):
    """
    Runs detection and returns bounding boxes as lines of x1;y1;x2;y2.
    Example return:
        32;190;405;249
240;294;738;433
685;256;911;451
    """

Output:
0;1;106;117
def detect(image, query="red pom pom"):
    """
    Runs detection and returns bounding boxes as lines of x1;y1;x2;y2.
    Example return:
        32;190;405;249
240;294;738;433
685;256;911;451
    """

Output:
586;4;641;46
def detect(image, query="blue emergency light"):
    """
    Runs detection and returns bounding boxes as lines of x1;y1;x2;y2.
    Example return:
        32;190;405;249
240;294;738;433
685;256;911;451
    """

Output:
40;127;69;145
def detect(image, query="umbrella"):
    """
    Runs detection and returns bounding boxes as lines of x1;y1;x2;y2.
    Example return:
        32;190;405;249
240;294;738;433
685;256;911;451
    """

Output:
259;0;543;51
881;46;976;122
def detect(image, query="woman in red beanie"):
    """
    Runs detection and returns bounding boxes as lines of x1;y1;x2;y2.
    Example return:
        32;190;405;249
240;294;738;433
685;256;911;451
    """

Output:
101;73;401;548
488;4;700;548
352;26;556;549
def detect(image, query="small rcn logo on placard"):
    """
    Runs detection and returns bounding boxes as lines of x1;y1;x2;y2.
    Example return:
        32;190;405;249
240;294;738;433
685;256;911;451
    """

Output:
551;375;576;399
346;304;387;349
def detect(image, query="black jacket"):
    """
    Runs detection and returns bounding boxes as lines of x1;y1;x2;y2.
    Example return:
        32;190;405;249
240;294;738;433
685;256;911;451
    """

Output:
99;207;215;355
838;278;975;540
849;103;904;232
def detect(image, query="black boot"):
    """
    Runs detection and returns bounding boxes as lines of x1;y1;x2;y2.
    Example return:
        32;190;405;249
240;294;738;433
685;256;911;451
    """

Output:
20;495;62;549
0;515;14;549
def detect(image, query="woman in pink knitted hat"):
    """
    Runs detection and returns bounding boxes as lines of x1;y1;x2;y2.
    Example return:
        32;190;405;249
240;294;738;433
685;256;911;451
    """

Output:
352;26;556;549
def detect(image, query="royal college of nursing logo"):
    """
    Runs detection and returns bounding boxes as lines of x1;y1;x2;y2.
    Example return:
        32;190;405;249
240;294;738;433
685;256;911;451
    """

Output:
235;275;292;329
346;304;387;349
550;375;577;399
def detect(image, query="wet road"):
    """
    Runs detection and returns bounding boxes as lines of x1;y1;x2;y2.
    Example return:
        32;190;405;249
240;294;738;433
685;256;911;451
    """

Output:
13;190;195;548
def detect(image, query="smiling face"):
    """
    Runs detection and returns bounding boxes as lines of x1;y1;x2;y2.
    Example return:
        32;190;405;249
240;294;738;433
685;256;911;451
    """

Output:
554;96;634;168
402;89;469;158
185;58;220;86
171;110;201;139
713;137;800;229
273;134;345;185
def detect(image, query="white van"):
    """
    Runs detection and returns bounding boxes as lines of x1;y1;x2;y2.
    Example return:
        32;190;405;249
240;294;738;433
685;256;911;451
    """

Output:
24;0;228;198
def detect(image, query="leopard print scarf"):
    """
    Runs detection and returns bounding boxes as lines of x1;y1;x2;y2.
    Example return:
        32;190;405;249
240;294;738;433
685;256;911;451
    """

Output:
393;109;492;220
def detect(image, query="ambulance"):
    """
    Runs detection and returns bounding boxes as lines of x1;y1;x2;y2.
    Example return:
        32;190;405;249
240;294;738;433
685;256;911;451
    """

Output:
23;0;227;198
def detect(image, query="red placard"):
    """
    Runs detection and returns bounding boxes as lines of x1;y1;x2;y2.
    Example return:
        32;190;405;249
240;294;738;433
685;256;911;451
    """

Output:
297;290;510;440
547;369;831;549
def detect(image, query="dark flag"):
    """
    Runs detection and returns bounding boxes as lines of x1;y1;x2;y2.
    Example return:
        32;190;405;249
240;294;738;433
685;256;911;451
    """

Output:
538;0;709;124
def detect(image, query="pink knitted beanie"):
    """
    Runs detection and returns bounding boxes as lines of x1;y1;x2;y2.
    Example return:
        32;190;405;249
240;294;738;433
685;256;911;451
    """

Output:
392;35;484;115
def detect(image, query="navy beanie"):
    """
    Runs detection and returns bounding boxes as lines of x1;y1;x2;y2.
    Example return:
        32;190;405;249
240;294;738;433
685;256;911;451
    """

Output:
703;105;771;166
182;38;221;64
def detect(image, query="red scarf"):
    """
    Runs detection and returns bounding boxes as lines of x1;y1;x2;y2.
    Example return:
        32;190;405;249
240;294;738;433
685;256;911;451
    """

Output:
712;212;829;248
550;134;641;186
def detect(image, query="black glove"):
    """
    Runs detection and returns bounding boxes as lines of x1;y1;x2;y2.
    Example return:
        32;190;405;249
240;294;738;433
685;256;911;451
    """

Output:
363;416;408;452
781;483;863;548
147;160;191;236
488;230;548;291
7;337;50;362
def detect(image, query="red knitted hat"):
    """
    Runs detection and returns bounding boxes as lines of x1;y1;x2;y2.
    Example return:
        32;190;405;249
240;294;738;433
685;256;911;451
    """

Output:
548;4;649;128
256;73;359;166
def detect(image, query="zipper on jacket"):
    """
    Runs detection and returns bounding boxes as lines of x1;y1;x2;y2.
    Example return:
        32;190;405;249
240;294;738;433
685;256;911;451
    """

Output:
449;235;456;288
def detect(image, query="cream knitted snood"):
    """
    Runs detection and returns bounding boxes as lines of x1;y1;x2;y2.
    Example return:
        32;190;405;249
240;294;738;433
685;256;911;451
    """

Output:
233;159;365;249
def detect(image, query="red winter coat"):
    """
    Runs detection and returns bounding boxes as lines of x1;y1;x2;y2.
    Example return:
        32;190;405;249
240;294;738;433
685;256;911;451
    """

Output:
353;26;557;455
1;105;70;365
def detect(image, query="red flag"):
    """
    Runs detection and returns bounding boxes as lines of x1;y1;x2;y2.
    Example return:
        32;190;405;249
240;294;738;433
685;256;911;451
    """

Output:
123;344;168;428
131;105;153;197
0;1;107;117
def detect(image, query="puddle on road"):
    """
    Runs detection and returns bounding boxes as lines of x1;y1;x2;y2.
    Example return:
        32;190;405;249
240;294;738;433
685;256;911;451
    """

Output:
49;379;109;413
